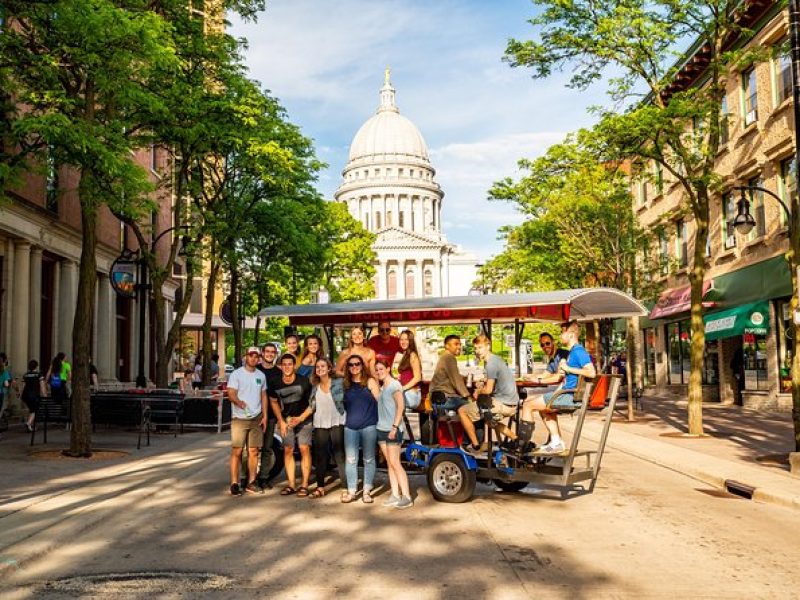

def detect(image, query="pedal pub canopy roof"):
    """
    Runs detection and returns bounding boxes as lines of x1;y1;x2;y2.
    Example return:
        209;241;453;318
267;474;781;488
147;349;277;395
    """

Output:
258;288;647;327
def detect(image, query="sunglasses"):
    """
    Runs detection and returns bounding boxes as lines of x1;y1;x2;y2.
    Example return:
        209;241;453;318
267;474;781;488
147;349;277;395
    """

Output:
540;342;552;347
379;328;391;333
348;362;363;368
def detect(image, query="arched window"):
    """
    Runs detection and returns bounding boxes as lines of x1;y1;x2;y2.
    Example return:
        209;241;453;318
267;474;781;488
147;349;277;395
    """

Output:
386;211;393;226
387;269;397;299
405;268;415;298
424;269;433;297
375;212;382;229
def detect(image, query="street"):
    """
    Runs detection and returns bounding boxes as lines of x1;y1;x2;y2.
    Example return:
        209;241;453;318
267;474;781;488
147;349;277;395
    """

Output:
1;432;798;599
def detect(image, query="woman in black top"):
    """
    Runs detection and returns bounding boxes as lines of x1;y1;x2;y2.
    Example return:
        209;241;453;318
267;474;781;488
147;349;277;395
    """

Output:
22;360;43;432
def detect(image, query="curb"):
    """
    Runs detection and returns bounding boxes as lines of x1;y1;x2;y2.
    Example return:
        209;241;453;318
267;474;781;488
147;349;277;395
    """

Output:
567;418;800;512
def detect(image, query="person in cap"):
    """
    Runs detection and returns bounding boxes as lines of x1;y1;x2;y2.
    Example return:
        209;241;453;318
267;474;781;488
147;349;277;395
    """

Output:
227;347;269;495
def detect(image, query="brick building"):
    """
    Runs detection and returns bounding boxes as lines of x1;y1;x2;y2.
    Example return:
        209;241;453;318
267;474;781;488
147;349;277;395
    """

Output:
634;0;795;410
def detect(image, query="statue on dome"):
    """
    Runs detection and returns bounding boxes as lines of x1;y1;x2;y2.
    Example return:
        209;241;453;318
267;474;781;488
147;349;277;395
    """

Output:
384;66;391;85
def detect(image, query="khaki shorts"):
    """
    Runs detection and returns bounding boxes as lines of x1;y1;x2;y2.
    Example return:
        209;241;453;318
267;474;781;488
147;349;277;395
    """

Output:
231;415;264;449
463;398;517;423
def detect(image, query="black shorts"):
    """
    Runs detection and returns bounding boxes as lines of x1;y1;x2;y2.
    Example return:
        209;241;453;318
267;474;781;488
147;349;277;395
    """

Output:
377;428;404;445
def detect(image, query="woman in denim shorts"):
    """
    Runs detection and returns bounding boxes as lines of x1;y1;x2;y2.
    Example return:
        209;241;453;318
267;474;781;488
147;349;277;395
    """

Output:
374;360;413;509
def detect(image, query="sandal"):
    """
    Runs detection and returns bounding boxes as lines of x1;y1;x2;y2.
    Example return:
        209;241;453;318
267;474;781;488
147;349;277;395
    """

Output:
340;492;355;503
296;486;309;498
309;487;326;499
280;486;296;496
362;490;374;504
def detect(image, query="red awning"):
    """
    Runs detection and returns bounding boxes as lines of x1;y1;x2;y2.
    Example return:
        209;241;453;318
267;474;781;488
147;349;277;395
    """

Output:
649;280;715;320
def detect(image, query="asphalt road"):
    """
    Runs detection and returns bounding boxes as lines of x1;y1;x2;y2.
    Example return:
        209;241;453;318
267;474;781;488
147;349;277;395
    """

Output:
1;436;798;599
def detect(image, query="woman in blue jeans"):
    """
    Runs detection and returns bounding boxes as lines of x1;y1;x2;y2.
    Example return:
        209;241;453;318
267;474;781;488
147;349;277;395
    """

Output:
341;354;380;504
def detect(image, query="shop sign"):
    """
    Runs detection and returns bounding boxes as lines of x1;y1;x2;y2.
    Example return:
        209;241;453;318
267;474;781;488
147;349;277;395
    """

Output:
110;250;139;298
703;301;769;341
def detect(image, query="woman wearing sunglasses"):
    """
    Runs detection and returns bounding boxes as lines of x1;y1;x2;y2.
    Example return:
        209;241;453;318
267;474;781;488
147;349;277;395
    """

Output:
341;354;380;503
374;360;413;509
335;326;376;377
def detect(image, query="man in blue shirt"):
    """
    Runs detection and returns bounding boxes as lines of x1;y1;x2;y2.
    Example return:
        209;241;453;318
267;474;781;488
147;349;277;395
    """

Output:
518;321;596;454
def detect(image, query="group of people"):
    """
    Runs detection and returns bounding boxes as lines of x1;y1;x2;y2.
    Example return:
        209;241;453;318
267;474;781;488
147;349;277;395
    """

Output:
225;318;594;504
0;351;93;433
428;320;594;455
226;324;418;509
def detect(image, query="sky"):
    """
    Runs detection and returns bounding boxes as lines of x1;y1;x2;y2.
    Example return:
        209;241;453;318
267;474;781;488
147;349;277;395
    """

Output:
229;0;600;261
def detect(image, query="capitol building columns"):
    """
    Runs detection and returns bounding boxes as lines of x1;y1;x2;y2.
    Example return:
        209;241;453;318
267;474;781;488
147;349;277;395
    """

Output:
334;71;477;300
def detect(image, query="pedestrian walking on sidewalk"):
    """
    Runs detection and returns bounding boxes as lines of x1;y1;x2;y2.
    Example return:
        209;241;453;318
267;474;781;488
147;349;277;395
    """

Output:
21;360;43;432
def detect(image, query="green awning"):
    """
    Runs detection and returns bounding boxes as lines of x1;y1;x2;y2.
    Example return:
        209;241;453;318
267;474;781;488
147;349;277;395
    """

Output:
711;255;791;308
703;301;769;341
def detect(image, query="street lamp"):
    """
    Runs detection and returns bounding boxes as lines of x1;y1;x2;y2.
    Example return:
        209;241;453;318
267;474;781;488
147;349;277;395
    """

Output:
731;186;789;236
134;224;190;387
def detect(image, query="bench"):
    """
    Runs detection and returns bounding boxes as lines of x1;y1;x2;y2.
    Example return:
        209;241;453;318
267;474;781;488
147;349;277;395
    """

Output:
30;395;72;445
91;391;184;449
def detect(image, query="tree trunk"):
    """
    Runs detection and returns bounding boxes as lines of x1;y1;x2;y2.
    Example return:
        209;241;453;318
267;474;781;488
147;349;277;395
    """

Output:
69;175;98;457
201;256;219;386
625;317;640;422
687;196;709;436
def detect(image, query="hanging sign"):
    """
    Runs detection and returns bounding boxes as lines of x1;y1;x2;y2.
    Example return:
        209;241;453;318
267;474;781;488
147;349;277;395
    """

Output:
110;250;139;298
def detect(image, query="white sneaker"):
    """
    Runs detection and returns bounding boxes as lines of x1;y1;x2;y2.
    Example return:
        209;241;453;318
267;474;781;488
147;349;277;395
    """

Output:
395;496;414;509
540;440;566;455
382;494;400;507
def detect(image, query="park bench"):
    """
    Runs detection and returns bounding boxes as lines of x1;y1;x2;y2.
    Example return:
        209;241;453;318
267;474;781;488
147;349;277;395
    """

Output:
29;395;71;445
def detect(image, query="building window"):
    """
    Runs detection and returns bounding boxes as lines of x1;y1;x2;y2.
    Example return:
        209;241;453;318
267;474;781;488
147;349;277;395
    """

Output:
667;321;691;385
743;333;769;391
779;157;796;226
675;220;688;268
719;94;729;145
386;210;393;227
658;231;669;275
424;269;433;297
399;211;405;228
46;146;59;212
777;299;794;393
387;269;397;299
638;179;648;206
722;192;737;249
375;212;381;229
405;268;415;298
374;168;380;177
654;162;664;196
775;40;792;104
748;176;766;239
398;168;404;177
742;66;758;126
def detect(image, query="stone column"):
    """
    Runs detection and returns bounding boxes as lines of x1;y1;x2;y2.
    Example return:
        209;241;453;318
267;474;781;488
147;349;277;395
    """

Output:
96;273;113;380
377;260;388;300
11;241;30;373
58;260;78;355
51;260;60;356
2;239;15;355
394;196;400;227
442;251;450;297
397;260;406;299
414;260;425;298
432;258;441;297
28;247;43;365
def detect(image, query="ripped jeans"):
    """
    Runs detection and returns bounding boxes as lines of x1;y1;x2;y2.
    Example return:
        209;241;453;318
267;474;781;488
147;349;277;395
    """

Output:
344;425;377;494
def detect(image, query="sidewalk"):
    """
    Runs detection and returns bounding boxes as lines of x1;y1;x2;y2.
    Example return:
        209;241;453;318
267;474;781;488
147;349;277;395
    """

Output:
571;395;800;511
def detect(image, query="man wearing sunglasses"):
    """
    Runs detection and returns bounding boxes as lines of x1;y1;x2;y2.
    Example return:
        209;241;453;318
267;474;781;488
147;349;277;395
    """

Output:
528;332;570;386
368;321;401;366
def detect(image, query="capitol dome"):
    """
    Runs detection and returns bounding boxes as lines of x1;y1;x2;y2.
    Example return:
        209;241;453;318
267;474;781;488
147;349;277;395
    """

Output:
345;73;431;166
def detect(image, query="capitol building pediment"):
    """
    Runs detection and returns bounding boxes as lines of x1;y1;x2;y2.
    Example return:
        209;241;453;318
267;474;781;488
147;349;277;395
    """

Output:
334;70;477;300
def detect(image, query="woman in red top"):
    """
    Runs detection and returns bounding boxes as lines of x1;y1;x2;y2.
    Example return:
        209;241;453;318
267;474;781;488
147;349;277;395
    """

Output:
397;329;422;409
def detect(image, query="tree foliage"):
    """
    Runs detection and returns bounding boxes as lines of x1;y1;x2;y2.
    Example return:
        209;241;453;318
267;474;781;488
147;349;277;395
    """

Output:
506;0;761;434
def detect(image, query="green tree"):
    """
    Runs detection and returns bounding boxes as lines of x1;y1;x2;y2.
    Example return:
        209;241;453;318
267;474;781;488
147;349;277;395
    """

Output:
506;0;761;435
0;0;177;455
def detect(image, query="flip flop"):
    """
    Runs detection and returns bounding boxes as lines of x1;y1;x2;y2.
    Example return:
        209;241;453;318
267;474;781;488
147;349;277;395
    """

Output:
280;486;296;496
340;492;355;503
296;486;310;498
310;487;326;499
362;490;374;504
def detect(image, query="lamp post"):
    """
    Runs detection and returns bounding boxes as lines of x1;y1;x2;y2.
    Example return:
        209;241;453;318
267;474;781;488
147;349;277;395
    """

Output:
134;225;190;388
